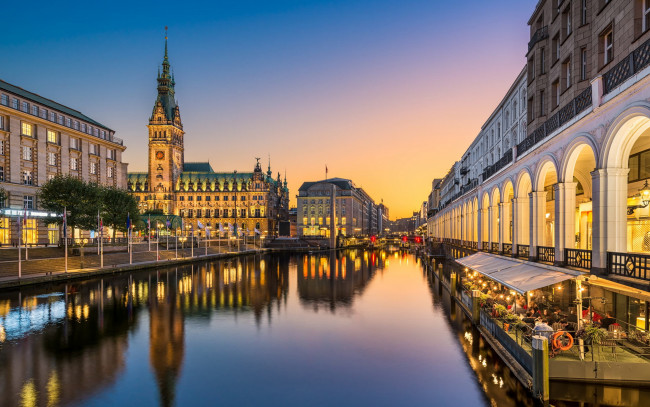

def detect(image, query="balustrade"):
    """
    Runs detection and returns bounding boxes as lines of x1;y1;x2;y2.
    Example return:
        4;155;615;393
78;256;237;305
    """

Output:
537;246;555;263
607;252;650;281
565;248;592;270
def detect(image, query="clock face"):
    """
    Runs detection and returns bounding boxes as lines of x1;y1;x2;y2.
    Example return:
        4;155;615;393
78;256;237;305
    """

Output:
156;151;165;160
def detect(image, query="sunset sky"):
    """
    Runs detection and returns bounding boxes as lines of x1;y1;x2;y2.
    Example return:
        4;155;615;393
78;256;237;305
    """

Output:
1;0;535;219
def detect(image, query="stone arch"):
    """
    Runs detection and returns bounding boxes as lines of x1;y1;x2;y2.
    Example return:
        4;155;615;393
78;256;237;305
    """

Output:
472;196;479;242
560;134;600;183
515;168;533;198
534;155;560;192
491;186;501;243
601;102;650;168
481;192;490;243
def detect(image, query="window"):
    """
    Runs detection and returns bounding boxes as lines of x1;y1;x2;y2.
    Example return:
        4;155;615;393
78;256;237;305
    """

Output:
0;166;3;181
0;116;4;130
40;109;47;119
215;196;220;201
528;96;535;121
179;196;185;201
0;94;7;105
563;6;572;38
580;48;587;81
540;48;546;74
553;33;560;62
540;90;546;116
197;209;202;218
70;157;78;171
58;115;63;125
188;209;194;218
74;121;79;130
70;138;79;150
90;143;98;155
32;105;38;116
21;101;28;112
0;140;3;155
24;195;34;209
628;148;650;181
66;117;71;127
644;0;650;33
224;196;228;201
12;98;18;109
528;56;535;79
240;209;246;217
552;80;560;109
241;196;245;201
49;111;56;122
563;57;572;89
108;149;116;160
90;162;97;175
581;0;587;25
22;146;32;161
197;196;202;201
81;123;86;133
47;130;58;144
23;170;33;185
188;196;193;201
205;209;211;218
108;166;114;178
48;152;57;166
21;122;33;136
603;28;614;65
205;196;211;202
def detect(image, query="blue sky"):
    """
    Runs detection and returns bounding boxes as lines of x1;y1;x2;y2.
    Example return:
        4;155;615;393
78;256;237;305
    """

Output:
1;0;536;217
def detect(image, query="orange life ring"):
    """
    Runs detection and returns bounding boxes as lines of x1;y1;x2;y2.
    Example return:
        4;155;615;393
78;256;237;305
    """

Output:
551;331;574;351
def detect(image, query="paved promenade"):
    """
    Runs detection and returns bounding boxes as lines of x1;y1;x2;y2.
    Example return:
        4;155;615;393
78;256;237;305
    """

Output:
0;241;262;289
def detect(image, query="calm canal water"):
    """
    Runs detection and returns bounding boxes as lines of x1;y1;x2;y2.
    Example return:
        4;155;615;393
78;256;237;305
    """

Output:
0;250;647;406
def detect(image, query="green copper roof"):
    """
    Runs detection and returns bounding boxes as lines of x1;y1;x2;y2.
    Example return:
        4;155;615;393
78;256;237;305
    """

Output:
0;79;113;131
183;162;214;172
299;178;353;192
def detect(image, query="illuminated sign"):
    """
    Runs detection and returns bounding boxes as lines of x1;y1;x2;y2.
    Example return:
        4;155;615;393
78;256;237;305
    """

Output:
0;209;59;218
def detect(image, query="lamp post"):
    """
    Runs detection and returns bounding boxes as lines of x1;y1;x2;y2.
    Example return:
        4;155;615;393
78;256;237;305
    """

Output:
156;222;160;261
175;227;179;259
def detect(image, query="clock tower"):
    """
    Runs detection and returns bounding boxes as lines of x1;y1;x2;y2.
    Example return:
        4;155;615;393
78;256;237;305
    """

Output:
147;33;184;214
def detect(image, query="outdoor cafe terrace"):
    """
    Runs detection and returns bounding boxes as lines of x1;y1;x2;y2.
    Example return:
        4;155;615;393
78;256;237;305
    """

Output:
447;252;650;381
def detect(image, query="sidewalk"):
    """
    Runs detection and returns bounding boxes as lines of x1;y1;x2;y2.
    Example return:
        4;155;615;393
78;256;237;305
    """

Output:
0;241;265;289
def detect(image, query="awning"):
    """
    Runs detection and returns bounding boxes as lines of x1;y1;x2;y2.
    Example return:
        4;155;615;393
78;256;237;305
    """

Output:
456;252;584;295
587;276;650;303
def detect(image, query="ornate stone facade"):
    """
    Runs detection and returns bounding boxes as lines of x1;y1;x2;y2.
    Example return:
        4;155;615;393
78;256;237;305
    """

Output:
128;39;289;236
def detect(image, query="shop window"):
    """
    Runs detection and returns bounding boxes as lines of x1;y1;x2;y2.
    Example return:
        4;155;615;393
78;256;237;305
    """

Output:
0;217;9;245
48;223;59;245
22;219;37;244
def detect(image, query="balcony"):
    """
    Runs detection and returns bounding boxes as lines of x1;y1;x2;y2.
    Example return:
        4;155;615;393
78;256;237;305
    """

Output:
527;26;548;52
481;149;513;182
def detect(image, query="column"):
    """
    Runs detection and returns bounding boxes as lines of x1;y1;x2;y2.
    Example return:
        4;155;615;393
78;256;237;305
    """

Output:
487;205;494;248
554;182;576;264
591;168;628;272
478;208;487;250
498;202;506;251
529;191;546;261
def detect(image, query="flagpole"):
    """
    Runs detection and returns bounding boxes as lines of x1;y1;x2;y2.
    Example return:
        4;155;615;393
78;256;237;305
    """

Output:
205;228;208;256
175;228;178;259
156;223;159;261
100;216;104;269
64;206;68;273
18;214;22;279
97;210;100;256
128;212;132;265
191;225;194;258
24;207;28;261
148;215;151;252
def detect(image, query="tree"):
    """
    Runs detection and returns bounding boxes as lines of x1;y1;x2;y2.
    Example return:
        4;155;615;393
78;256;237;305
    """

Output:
38;175;101;231
101;186;140;240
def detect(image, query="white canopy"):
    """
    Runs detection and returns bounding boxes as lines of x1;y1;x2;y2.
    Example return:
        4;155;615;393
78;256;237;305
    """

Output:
456;252;584;295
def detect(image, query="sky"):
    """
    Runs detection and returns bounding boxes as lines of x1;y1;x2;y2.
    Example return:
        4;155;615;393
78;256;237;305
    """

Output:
1;0;536;219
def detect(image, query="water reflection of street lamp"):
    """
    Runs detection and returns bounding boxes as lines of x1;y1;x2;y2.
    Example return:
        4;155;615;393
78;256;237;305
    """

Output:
627;180;650;215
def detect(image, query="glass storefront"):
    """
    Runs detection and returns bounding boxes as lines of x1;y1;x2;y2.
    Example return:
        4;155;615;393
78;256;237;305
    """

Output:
22;219;37;244
0;217;9;245
47;223;59;245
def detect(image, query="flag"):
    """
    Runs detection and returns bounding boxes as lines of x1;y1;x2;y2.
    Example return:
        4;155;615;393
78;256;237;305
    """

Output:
197;220;205;229
147;216;151;230
126;212;131;231
206;228;211;239
254;228;261;235
219;223;224;233
166;219;171;229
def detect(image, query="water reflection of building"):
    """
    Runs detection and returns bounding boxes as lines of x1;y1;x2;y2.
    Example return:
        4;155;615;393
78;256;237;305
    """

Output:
0;278;138;407
297;250;384;311
149;272;184;407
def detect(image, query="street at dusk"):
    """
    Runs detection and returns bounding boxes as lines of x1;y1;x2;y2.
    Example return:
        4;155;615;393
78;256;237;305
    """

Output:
2;0;650;406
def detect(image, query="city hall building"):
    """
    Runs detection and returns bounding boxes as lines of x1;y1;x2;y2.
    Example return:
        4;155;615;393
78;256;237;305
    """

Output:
428;1;650;336
0;80;127;246
127;40;289;236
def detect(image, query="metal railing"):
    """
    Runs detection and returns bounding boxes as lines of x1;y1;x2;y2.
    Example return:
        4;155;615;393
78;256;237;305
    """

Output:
566;248;592;270
517;244;530;259
481;241;489;252
528;26;548;52
491;242;500;253
502;243;512;256
480;310;533;374
604;36;650;94
482;149;513;181
607;252;650;281
537;246;555;263
518;87;592;156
